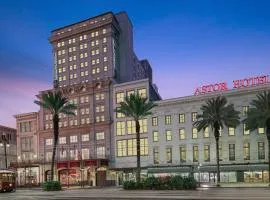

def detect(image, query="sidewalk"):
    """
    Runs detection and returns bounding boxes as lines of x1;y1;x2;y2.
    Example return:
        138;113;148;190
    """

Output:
199;182;270;188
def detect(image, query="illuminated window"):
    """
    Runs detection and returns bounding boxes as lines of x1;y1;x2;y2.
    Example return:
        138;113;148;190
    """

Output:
179;113;185;123
116;92;124;103
258;128;265;134
82;134;89;142
226;126;234;136
138;88;147;98
101;115;105;122
180;146;186;162
82;148;89;160
204;127;209;138
243;142;250;160
117;140;127;157
46;138;53;146
103;38;107;43
104;57;108;62
70;135;77;143
152;117;158;126
140;138;148;155
229;144;235;161
179;128;185;140
204;145;210;162
153;131;159;142
166;130;172;141
104;66;108;71
127;120;136;134
153;148;159;164
165;115;171;125
192;128;198;139
127;139;136;156
192;112;197;122
219;144;223;161
96;132;105;140
258;142;265;159
59;137;66;144
95;31;98;36
96;49;99;55
97;146;105;158
103;47;107;53
91;32;95;37
69;120;73;126
46;152;52;162
243;123;250;135
116;122;125;136
81;118;85;125
59;150;66;160
95;40;99;45
139;119;147;133
193;145;199;162
102;29;106;34
166;147;172;163
242;106;249;117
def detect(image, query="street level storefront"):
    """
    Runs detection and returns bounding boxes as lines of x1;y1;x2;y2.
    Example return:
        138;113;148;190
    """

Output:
147;163;270;183
11;161;40;186
55;159;115;186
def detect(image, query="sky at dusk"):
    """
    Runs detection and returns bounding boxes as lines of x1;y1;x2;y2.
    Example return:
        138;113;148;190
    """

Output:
0;0;270;128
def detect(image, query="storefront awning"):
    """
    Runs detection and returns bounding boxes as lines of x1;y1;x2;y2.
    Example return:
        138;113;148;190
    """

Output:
147;164;269;174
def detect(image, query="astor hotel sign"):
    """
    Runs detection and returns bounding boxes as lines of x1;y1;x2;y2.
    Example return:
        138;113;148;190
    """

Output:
194;74;270;96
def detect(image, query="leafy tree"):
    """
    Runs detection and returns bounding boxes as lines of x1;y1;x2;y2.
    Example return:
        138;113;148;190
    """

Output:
34;90;76;181
116;93;157;182
194;96;240;186
243;91;270;184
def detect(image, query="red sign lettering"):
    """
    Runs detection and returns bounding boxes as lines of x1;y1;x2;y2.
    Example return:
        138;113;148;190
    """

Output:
195;74;269;96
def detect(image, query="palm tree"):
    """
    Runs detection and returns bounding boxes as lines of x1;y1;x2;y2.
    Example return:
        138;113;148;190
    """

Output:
116;93;157;182
193;96;240;186
243;90;270;185
34;90;76;181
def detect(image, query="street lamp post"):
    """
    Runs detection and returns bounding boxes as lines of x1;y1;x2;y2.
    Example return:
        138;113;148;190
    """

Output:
0;133;10;169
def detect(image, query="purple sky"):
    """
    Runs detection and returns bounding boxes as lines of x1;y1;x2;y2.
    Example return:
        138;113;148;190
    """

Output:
0;0;270;128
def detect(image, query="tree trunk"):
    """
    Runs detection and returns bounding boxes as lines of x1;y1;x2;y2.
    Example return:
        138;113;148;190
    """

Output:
214;127;220;187
135;120;141;182
51;114;59;182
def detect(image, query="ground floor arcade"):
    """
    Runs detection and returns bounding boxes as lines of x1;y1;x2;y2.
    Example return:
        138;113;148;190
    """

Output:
116;163;270;184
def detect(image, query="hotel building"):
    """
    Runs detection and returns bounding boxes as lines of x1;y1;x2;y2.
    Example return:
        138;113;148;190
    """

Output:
35;11;157;186
13;11;270;185
113;78;270;183
13;112;40;186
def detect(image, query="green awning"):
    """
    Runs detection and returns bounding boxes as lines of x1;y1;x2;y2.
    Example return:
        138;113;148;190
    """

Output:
147;164;268;174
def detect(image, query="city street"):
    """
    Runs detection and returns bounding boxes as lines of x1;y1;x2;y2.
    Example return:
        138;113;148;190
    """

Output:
1;187;270;200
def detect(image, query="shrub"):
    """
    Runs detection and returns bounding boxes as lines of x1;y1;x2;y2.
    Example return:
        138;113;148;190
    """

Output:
183;176;197;189
123;175;197;190
43;181;62;191
123;180;136;190
170;175;184;189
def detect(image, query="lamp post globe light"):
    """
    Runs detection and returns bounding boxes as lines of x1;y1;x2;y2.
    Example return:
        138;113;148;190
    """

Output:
0;133;10;169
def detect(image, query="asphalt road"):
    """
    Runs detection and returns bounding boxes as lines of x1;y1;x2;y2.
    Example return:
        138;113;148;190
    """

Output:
1;187;270;200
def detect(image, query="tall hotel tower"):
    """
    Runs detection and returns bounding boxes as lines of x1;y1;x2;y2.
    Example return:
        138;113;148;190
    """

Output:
27;12;160;186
